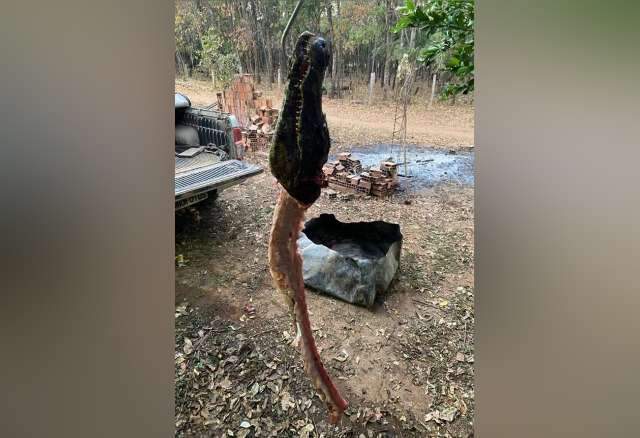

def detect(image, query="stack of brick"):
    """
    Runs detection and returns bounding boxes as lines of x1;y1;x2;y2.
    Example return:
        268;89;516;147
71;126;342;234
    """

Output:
222;74;260;127
242;100;280;151
256;100;280;131
221;74;281;152
322;154;399;197
369;161;399;197
336;152;363;173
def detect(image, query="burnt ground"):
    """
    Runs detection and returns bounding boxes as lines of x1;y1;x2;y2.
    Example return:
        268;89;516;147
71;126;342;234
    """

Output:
175;80;474;437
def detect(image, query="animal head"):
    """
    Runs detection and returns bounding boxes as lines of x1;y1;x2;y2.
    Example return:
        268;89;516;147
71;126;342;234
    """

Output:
270;32;331;207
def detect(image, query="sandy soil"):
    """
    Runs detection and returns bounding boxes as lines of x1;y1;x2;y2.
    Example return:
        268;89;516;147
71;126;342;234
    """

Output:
174;80;475;438
175;79;474;149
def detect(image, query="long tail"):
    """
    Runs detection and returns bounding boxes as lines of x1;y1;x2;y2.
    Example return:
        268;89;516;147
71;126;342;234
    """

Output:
268;189;348;424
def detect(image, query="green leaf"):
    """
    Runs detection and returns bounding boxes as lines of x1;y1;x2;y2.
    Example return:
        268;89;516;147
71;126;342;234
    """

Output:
394;0;474;98
393;16;413;33
447;56;461;67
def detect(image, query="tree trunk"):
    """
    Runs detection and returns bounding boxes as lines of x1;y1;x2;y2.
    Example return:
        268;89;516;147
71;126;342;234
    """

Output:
248;0;260;84
334;0;342;98
177;52;188;78
325;0;337;97
253;43;260;83
382;0;392;89
391;64;397;91
429;73;437;108
265;37;273;86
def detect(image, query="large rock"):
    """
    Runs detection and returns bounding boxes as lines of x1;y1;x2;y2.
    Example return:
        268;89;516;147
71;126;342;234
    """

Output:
297;214;402;307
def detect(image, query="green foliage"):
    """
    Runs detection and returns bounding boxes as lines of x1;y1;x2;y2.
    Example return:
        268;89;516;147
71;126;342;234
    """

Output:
174;0;474;99
338;2;386;55
199;29;240;86
174;1;210;76
394;0;474;97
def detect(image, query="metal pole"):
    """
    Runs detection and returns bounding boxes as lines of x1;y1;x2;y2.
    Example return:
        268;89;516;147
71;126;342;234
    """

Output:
281;0;306;61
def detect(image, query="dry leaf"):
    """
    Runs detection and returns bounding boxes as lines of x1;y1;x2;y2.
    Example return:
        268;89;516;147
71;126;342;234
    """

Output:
183;338;193;355
280;391;294;411
440;406;458;422
220;376;233;390
334;350;349;362
298;423;314;438
425;410;440;423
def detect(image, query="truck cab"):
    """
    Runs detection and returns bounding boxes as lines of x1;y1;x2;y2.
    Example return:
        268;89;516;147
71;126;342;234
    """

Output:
174;93;262;210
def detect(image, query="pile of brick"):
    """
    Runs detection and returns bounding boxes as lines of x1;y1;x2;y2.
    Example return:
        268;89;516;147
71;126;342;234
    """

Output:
243;101;280;152
221;74;281;152
222;74;262;127
322;153;399;197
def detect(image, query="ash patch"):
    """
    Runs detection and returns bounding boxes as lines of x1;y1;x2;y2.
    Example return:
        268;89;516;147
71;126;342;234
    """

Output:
331;144;474;190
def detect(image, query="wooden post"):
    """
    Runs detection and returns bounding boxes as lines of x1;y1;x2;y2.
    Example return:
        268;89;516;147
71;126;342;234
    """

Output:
277;67;281;89
368;72;375;105
428;73;437;108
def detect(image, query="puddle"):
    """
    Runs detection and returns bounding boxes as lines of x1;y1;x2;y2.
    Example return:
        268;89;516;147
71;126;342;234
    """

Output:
330;144;474;191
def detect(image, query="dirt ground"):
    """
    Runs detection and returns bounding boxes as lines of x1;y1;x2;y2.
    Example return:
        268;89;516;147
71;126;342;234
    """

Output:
175;80;475;437
175;79;474;150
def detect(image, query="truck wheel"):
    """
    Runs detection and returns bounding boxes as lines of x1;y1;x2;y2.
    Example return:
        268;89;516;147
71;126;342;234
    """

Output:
200;189;218;206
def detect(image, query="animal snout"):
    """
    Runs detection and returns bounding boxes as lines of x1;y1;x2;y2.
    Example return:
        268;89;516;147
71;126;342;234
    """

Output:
312;37;330;69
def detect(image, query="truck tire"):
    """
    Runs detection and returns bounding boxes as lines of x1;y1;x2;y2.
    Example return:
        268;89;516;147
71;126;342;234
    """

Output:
200;189;219;206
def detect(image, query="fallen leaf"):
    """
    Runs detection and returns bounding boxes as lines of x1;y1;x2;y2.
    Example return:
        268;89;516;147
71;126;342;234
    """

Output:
280;391;295;411
267;382;279;394
440;406;458;422
244;303;256;317
298;423;314;438
175;303;188;318
334;350;349;362
176;254;188;267
220;376;233;390
183;338;193;355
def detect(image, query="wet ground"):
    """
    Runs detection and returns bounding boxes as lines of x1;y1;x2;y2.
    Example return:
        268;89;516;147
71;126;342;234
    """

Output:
330;144;474;191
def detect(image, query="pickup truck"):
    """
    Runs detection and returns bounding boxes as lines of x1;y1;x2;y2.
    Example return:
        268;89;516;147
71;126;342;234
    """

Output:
174;93;262;210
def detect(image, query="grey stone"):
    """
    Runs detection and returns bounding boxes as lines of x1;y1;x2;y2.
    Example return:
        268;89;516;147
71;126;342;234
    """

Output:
297;214;402;307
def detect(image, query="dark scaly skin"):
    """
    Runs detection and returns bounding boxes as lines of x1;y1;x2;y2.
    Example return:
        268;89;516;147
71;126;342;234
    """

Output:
270;31;330;207
268;32;348;424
